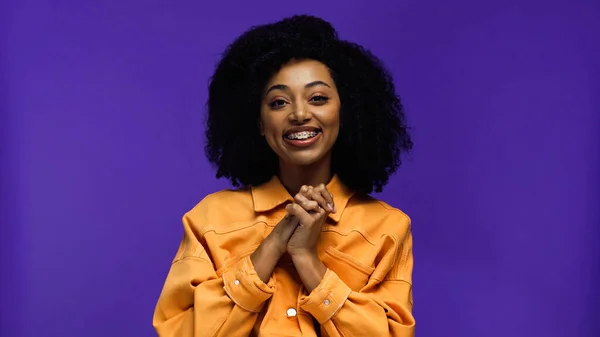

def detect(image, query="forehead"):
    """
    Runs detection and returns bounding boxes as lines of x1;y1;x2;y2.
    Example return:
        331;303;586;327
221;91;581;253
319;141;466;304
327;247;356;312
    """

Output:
267;59;333;86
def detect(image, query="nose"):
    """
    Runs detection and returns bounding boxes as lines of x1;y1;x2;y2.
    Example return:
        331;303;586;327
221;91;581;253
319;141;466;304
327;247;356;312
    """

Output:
289;103;312;124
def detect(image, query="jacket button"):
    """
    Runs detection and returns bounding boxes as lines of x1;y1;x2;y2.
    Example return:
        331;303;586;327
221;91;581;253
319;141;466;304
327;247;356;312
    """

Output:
233;280;240;285
286;308;297;317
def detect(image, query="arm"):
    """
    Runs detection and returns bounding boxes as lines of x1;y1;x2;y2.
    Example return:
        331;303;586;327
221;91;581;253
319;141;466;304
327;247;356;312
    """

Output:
296;227;415;337
250;214;299;283
153;212;298;337
291;253;327;293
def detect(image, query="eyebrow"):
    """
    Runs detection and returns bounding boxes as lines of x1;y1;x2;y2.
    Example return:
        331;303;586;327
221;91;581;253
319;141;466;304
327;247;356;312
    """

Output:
265;81;331;96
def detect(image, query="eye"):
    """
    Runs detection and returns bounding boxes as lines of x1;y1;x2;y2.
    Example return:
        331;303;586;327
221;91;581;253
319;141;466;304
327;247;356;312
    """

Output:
269;99;288;109
310;95;329;104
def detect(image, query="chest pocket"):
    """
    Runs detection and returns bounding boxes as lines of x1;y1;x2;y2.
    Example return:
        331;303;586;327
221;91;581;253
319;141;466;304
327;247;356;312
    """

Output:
204;220;271;271
320;246;375;291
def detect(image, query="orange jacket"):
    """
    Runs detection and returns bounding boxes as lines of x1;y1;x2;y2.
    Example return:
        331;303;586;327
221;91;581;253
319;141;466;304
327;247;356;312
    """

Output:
153;175;415;336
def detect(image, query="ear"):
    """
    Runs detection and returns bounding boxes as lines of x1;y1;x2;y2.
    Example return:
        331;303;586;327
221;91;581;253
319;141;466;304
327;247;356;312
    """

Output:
258;120;264;136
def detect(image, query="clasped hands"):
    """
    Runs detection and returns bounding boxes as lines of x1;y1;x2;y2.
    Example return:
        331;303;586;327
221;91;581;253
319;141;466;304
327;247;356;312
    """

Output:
251;183;334;291
272;184;336;259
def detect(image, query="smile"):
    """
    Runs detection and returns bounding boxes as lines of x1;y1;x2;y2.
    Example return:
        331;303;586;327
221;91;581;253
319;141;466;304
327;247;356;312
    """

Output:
284;131;320;140
283;129;322;148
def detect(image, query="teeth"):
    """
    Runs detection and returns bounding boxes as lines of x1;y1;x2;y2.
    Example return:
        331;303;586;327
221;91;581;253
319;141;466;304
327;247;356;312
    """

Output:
286;131;318;140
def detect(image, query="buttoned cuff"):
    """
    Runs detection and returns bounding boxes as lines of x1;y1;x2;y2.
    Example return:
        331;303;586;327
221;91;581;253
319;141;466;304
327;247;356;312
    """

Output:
299;269;352;324
222;255;275;312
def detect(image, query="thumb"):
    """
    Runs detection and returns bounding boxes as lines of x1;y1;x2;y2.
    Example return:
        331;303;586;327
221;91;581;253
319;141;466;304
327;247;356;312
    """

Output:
285;204;299;218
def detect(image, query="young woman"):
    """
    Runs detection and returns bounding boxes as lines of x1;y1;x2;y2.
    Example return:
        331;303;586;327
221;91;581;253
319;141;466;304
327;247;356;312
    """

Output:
153;15;415;337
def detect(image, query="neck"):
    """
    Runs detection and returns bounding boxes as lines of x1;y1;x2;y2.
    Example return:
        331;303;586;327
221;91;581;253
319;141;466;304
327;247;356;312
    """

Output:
278;157;332;196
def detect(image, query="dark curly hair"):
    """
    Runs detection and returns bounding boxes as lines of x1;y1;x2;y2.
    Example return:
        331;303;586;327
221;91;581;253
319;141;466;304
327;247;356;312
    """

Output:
204;15;413;194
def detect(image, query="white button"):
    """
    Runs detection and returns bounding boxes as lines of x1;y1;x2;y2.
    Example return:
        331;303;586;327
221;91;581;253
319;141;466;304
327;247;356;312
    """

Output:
233;280;240;285
286;308;297;317
324;299;330;306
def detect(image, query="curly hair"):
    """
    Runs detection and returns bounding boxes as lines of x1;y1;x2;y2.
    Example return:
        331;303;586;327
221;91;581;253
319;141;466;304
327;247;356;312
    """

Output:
204;15;413;194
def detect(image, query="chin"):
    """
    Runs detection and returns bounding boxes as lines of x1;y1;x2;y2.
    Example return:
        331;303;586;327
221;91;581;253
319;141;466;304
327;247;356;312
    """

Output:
283;151;328;167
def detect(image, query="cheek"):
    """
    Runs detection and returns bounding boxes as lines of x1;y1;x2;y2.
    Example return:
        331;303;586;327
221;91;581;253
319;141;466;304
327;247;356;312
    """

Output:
259;113;276;135
259;116;282;148
262;122;280;139
324;106;341;134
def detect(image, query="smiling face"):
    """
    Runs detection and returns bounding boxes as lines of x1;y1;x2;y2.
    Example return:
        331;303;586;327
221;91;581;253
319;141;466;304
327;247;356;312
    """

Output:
260;59;341;169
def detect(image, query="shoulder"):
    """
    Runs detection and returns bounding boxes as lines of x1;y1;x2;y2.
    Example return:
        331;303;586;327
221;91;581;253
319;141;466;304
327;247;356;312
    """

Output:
343;194;411;241
193;188;253;210
183;188;256;231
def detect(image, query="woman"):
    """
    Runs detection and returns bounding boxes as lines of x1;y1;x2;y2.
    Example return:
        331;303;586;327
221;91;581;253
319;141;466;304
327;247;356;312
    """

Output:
153;15;415;337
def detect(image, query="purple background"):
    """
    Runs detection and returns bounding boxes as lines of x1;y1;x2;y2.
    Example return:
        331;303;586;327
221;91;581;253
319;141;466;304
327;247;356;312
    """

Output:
1;0;599;336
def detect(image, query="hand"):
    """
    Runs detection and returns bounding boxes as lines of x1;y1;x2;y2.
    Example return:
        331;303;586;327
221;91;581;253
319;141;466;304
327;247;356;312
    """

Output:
268;214;300;255
250;214;299;283
285;184;335;257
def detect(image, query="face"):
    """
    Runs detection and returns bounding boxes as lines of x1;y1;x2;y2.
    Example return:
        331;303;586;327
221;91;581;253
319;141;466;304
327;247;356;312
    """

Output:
260;59;341;168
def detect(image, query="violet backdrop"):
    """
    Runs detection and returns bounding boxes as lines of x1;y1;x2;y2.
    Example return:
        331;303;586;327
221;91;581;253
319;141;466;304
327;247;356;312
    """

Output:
1;0;599;336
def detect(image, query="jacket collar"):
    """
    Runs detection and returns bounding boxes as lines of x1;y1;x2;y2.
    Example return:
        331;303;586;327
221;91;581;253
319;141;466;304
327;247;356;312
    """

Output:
251;175;354;223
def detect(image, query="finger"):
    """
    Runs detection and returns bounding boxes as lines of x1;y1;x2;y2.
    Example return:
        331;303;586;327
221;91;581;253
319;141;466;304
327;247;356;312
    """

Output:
318;211;328;228
315;184;335;210
294;193;319;212
301;186;314;198
285;204;295;216
287;203;314;226
315;205;327;217
311;184;335;213
298;186;326;211
307;190;330;213
278;212;299;239
282;213;299;226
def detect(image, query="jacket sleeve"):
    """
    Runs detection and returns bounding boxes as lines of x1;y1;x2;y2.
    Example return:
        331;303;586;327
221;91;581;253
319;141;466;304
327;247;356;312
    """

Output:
152;211;275;337
299;224;415;337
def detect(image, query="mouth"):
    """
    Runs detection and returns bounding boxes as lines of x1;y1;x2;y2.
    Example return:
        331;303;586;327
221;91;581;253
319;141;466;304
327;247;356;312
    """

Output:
284;129;321;140
283;127;322;147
